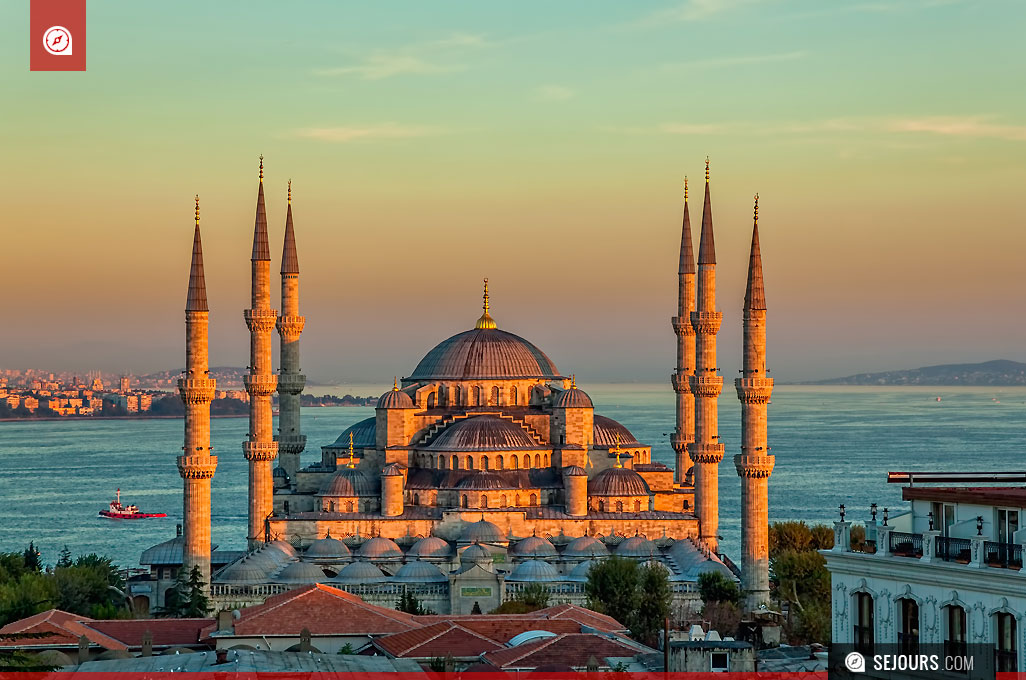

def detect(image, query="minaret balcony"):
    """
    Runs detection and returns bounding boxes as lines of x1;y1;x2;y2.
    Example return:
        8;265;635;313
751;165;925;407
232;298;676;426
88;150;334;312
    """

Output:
275;433;307;454
689;375;723;397
243;441;279;461
276;373;306;394
690;311;723;334
670;373;693;392
244;308;279;333
735;377;774;403
177;378;216;402
243;374;278;396
276;315;306;338
177;454;218;479
733;452;774;478
671;317;696;335
689;443;724;464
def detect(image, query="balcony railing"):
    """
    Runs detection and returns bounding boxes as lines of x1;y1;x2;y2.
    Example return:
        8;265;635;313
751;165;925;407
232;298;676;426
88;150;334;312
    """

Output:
889;531;923;558
935;536;972;563
984;541;1023;569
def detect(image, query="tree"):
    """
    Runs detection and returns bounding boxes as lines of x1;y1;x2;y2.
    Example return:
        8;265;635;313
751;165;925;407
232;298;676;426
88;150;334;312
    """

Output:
697;571;741;606
395;587;432;615
585;556;672;647
337;643;356;655
470;601;482;615
155;569;190;618
513;583;550;609
22;544;40;573
183;566;210;617
56;546;72;569
768;521;835;645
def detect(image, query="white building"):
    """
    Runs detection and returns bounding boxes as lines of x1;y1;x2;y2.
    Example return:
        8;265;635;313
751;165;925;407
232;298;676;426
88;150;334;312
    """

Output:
825;472;1026;673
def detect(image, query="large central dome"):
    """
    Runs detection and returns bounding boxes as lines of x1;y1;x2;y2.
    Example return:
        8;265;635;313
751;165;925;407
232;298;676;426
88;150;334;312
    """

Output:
410;328;561;380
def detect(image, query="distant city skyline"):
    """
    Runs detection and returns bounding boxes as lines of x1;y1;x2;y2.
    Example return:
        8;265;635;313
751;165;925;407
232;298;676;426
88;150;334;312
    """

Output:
2;0;1024;383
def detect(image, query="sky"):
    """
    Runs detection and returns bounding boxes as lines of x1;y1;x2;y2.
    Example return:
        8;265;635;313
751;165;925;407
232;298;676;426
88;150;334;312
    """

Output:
1;0;1024;385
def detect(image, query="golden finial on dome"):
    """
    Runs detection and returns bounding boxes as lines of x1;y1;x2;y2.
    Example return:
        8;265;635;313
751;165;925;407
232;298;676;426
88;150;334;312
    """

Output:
347;431;355;468
259;154;264;182
288;179;292;204
475;277;497;329
393;377;399;391
754;193;759;225
705;157;710;183
194;195;200;225
613;432;623;468
570;374;576;389
684;177;688;202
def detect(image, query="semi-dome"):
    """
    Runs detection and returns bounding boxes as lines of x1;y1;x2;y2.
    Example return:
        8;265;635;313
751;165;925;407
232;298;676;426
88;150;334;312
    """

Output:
319;467;378;497
326;417;376;450
219;556;274;583
332;561;386;584
616;535;658;558
305;534;351;559
356;536;403;559
460;519;505;544
568;559;598;582
508;559;560;582
554;387;593;409
428;416;539;452
562;465;587;477
455;470;514;490
393;560;448;583
593;415;642;447
587;467;650;497
408;536;452;559
378;382;415;409
461;543;493;564
512;536;557;558
410;328;561;381
274;560;327;584
563;535;609;558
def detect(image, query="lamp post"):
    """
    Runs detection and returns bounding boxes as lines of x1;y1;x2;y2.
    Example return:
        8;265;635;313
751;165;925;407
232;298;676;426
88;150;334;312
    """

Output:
839;504;846;522
871;503;878;521
977;516;984;536
883;508;889;526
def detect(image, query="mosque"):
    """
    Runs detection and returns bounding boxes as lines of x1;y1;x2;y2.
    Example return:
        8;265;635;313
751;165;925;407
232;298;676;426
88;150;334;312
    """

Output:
134;158;774;617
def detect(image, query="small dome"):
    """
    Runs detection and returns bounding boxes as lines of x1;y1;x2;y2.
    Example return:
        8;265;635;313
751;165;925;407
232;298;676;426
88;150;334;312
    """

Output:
274;561;327;584
512;536;557;558
319;467;378;497
408;536;453;559
272;466;290;489
382;463;404;477
460;519;505;544
305;534;351;559
219;557;274;583
562;465;587;477
554;387;593;409
562;535;609;558
588;467;650;497
268;540;298;558
357;536;403;559
568;559;598;582
616;535;658;558
393;560;448;583
508;559;560;582
428;416;539;452
593;415;642;447
455;470;513;490
326;417;376;450
378;385;415;409
461;543;493;564
332;561;386;584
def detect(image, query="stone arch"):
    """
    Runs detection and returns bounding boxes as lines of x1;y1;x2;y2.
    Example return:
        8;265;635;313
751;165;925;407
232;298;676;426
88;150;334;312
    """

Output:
534;454;541;468
473;385;482;406
512;456;519;470
491;386;500;405
461;494;469;509
482;455;490;470
467;456;474;470
329;501;335;512
497;455;504;470
635;500;642;512
427;392;436;408
598;500;605;512
500;495;507;508
346;501;354;512
510;386;518;405
480;495;488;508
454;385;462;405
413;493;420;506
516;494;522;506
530;493;538;506
452;456;458;470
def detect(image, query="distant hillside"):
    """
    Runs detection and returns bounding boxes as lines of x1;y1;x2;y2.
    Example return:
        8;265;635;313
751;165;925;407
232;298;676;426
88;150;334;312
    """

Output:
809;360;1026;386
138;366;247;389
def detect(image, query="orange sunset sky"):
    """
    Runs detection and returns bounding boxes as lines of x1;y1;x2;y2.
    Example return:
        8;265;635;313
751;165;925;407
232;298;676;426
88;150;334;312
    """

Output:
1;0;1024;384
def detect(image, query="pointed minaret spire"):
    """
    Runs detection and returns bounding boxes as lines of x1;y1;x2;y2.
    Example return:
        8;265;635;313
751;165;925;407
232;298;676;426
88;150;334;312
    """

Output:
281;181;299;275
251;155;270;261
679;177;696;277
475;278;497;329
698;158;716;265
745;194;766;311
672;174;698;486
186;195;208;312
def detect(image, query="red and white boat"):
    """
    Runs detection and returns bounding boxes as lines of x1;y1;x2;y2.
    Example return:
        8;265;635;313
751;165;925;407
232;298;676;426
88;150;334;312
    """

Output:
98;489;166;519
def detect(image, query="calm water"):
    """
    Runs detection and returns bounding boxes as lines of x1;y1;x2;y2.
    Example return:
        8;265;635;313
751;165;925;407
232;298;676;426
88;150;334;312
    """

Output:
2;385;1024;568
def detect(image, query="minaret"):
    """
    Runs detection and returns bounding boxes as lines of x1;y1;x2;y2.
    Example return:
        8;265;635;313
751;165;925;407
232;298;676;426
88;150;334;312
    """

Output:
689;158;724;552
177;196;217;586
275;180;306;482
243;156;278;548
671;177;696;486
735;194;774;611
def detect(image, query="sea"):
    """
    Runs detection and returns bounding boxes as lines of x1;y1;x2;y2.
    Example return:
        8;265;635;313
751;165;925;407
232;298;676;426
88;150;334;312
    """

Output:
2;385;1024;569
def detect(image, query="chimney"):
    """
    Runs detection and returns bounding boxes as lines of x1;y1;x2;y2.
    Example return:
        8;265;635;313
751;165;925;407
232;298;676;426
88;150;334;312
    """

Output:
299;627;312;652
141;630;153;657
78;635;90;664
217;610;234;633
215;648;229;665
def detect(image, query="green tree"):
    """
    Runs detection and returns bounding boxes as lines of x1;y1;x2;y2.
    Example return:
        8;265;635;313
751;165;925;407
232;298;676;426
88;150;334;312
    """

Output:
585;556;672;647
629;563;672;647
22;544;40;573
155;568;190;618
183;566;210;617
513;583;550;610
771;549;830;613
0;572;59;626
56;546;72;569
395;587;431;615
697;571;741;606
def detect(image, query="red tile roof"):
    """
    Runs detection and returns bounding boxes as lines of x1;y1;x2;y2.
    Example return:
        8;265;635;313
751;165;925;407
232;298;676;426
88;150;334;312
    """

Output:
0;610;126;651
203;584;418;637
411;604;624;634
373;621;503;658
83;618;213;648
482;632;650;670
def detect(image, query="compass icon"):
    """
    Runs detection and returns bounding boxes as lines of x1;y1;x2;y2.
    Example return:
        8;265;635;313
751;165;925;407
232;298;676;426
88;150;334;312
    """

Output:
43;26;73;56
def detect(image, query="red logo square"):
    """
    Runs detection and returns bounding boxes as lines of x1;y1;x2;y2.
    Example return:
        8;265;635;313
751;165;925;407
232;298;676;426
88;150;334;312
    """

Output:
31;0;87;71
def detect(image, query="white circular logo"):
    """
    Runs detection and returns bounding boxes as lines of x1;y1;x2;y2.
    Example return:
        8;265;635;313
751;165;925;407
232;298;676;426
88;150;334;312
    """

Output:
43;26;73;56
845;651;866;673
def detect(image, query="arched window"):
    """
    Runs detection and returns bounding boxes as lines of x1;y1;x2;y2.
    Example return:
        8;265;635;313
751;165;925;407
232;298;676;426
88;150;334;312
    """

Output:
461;494;469;509
452;456;458;470
944;606;966;661
436;455;443;470
467;456;474;470
616;501;624;512
522;455;530;469
413;493;420;506
996;612;1018;672
491;385;500;405
500;495;507;508
545;454;550;466
510;386;518;405
482;456;489;470
454;385;462;405
328;501;334;512
480;495;488;508
512;456;519;470
854;592;874;655
530;493;538;506
473;385;481;406
534;454;541;467
364;500;372;513
427;392;436;408
634;500;642;512
497;455;504;470
515;495;522;506
898;598;919;654
346;501;354;512
598;500;605;512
